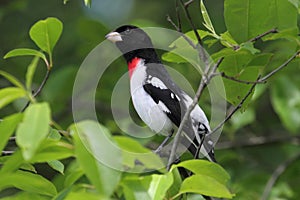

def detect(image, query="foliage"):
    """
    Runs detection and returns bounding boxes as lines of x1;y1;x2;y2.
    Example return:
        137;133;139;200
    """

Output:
0;0;300;200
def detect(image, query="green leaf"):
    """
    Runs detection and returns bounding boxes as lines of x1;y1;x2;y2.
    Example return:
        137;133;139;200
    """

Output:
239;42;260;54
0;113;23;152
48;128;62;141
122;173;173;200
65;190;108;200
0;87;27;109
0;191;49;200
64;162;84;187
271;76;300;133
0;170;57;197
176;174;234;198
230;107;255;131
4;48;48;64
171;160;230;185
218;50;258;107
84;0;91;7
200;0;216;35
0;70;25;89
30;140;73;162
48;160;65;174
114;136;165;171
224;0;298;43
16;103;51;161
70;121;121;197
29;17;63;55
0;151;24;174
26;56;40;90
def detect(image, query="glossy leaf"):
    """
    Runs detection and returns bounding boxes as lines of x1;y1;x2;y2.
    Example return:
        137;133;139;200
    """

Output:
0;151;24;174
114;136;165;171
16;103;51;161
0;113;23;152
176;174;234;198
4;48;47;64
48;160;65;174
171;160;230;185
0;170;57;197
224;0;297;43
30;140;73;162
0;87;27;109
122;173;173;200
70;121;121;197
29;17;63;55
218;50;259;107
200;0;216;35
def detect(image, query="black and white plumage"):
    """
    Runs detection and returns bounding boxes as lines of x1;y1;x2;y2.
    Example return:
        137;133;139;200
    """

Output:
106;25;216;162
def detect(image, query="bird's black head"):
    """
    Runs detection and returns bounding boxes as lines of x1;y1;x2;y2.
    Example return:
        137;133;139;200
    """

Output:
106;25;160;63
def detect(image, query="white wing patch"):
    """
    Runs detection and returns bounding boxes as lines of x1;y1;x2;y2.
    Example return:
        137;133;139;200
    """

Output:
158;100;170;113
146;76;167;89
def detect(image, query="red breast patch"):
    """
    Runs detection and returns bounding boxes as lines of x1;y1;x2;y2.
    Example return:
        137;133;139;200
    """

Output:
128;57;140;78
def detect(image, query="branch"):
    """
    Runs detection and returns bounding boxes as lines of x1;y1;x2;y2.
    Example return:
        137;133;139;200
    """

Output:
210;76;260;136
259;50;300;82
249;28;278;43
21;68;51;112
167;75;207;170
220;72;266;84
261;152;300;200
167;15;197;49
167;58;224;170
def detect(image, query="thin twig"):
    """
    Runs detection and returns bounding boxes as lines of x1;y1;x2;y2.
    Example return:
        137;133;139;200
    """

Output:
220;72;266;84
261;152;300;200
167;76;207;170
175;0;182;32
21;69;51;112
167;15;197;49
249;28;278;43
167;57;224;170
210;76;260;136
180;0;202;46
259;50;300;82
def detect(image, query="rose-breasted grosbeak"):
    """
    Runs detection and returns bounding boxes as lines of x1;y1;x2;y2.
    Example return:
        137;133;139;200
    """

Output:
106;25;216;163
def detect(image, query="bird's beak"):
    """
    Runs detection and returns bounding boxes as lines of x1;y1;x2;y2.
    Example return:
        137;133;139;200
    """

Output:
105;31;123;43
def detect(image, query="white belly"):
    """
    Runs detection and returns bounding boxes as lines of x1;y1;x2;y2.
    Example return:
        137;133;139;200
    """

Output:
130;62;173;135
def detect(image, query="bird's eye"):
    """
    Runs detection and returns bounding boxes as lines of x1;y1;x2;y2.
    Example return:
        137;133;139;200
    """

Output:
124;28;131;34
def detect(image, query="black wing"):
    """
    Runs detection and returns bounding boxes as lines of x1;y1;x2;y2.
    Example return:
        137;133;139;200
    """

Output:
143;83;181;127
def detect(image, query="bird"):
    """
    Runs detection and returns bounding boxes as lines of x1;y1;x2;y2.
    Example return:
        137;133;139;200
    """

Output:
106;25;216;163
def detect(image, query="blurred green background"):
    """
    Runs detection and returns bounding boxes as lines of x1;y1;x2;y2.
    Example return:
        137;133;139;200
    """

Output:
1;0;300;199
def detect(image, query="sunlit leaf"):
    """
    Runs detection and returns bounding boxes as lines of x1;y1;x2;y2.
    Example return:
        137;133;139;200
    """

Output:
4;48;47;65
0;170;57;197
29;17;63;56
0;87;27;109
48;160;65;174
122;173;173;200
176;174;234;198
0;113;23;152
70;121;121;197
171;160;230;185
200;0;216;35
16;103;51;161
114;136;165;171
